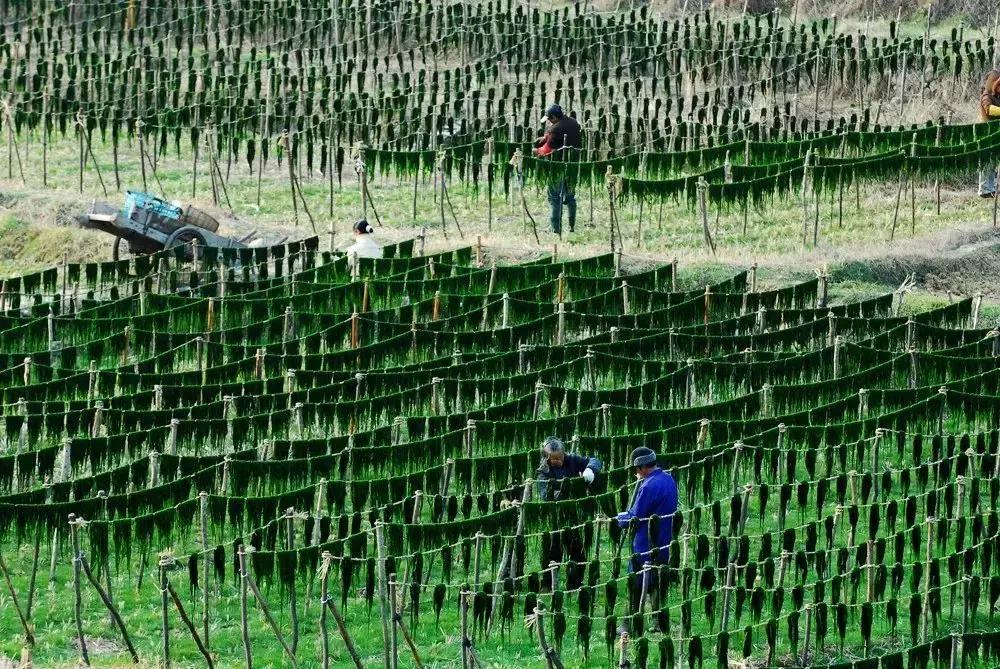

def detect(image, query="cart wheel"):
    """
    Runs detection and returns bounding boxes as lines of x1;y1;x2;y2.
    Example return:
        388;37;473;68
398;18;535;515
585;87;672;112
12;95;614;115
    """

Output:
112;237;133;262
165;228;207;260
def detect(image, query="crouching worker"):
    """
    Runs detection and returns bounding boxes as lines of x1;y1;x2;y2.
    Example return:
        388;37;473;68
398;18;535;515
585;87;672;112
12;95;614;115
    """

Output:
616;447;679;631
536;436;602;588
345;219;382;270
536;436;602;501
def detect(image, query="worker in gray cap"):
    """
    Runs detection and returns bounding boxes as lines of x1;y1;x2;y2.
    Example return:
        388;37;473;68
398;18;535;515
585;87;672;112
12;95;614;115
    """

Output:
536;435;601;589
536;436;601;500
616;446;679;570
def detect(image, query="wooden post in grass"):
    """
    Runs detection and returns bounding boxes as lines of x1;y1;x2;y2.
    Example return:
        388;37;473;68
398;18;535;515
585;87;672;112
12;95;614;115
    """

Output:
285;508;299;655
460;587;472;669
972;293;984;329
243;548;299;667
473;532;484;588
950;633;961;669
159;555;172;669
68;514;90;666
951;477;966;617
697;177;716;255
720;560;735;632
994;166;1000;227
319;552;363;669
922;516;935;642
391;575;424;668
77;550;138;663
198;492;211;648
800;150;812;248
800;604;813;667
534;605;565;669
237;546;253;669
730;442;744;496
375;522;392;669
388;574;400;669
617;632;630;669
557;303;566;345
509;480;533;581
910;135;917;234
0;550;34;646
833;336;843;378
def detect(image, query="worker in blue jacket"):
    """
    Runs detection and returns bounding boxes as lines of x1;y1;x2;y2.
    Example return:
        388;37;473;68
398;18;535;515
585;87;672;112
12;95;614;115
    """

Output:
617;446;679;633
616;446;679;571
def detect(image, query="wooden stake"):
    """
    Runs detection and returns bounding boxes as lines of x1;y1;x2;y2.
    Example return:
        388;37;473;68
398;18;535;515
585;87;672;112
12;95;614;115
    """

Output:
159;556;172;669
460;587;472;669
697;177;717;255
285;509;299;655
237;547;253;669
68;514;90;666
921;517;934;641
0;550;34;646
320;552;364;669
388;575;400;669
165;576;214;669
26;528;41;620
197;492;211;649
375;522;392;669
78;553;138;663
243;550;299;667
533;605;565;669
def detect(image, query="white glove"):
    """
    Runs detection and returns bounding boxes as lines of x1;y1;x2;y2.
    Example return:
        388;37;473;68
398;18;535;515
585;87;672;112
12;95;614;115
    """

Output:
582;468;595;484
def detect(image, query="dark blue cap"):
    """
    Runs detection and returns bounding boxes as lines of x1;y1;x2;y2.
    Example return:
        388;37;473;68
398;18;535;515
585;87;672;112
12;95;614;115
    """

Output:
544;104;563;120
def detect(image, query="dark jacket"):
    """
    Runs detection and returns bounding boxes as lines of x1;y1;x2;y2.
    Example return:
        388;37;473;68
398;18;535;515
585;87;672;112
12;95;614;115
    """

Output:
618;468;679;567
539;116;582;160
537;453;602;498
982;69;1000;121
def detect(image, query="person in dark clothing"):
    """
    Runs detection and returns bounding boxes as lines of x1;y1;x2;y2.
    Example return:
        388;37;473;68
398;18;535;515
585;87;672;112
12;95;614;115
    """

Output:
536;435;602;500
617;447;679;632
534;104;582;235
536;436;601;589
978;69;1000;197
616;446;679;570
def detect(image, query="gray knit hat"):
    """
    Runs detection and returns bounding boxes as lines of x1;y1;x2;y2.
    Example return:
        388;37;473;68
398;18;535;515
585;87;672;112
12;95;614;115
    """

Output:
542;436;565;455
630;447;657;467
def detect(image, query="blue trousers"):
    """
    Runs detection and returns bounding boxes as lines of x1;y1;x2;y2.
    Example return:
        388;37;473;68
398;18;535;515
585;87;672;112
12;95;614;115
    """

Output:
548;181;576;234
980;167;998;196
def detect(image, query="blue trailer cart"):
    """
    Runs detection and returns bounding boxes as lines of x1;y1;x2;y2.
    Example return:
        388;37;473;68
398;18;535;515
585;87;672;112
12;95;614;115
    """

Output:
75;191;250;260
